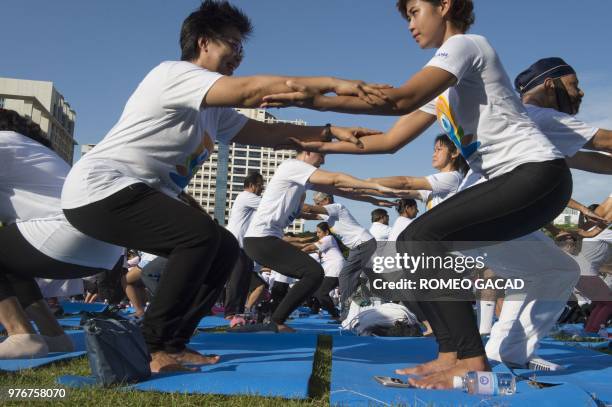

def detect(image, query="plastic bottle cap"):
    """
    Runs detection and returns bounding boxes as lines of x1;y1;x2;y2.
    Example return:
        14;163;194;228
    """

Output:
452;376;463;389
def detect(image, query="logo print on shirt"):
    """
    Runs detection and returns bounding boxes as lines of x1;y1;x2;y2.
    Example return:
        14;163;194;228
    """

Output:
169;131;215;188
435;96;480;159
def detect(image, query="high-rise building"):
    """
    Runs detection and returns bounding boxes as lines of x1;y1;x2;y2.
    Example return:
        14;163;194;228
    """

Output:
0;77;76;164
188;108;306;233
553;207;580;226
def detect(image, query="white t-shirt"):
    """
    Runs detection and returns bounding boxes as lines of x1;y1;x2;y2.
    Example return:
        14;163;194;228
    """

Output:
316;235;345;278
388;216;414;241
420;34;562;179
457;102;601;190
36;278;84;298
583;226;612;244
62;61;248;209
321;203;373;249
227;190;261;247
369;222;391;241
138;252;159;268
0;131;122;269
457;169;486;192
525;104;599;157
418;171;464;210
270;270;295;285
246;159;317;239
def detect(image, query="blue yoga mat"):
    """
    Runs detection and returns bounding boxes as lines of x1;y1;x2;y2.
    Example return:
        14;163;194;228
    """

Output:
287;315;347;335
330;336;597;406
59;333;318;399
511;341;612;405
196;316;229;329
59;301;108;315
0;330;86;372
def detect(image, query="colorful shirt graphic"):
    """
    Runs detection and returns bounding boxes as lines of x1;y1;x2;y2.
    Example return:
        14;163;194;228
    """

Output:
435;95;480;159
169;131;215;188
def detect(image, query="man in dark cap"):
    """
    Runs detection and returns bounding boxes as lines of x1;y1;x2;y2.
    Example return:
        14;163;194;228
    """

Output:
515;57;611;156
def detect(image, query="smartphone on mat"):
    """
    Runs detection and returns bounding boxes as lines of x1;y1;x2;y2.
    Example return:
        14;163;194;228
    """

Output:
373;376;414;388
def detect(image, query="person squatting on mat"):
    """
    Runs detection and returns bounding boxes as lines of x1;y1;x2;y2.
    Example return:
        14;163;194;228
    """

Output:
351;133;468;337
441;57;612;370
236;150;399;333
224;171;265;326
59;1;391;372
561;195;612;333
302;192;385;320
300;222;346;320
264;0;574;389
0;109;123;359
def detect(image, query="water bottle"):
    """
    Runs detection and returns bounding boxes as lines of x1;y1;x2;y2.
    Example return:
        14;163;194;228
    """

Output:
453;371;516;395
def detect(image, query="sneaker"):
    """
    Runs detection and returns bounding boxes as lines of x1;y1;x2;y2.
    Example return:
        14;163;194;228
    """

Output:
528;357;565;372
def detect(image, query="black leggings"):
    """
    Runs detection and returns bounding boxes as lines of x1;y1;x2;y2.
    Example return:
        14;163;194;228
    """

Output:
224;249;255;317
270;282;289;315
397;159;572;359
314;277;340;317
243;236;324;325
0;223;110;308
64;183;239;353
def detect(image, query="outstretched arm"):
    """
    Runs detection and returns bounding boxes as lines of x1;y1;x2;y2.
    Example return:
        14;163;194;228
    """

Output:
566;151;612;175
366;176;432;191
233;119;381;150
290;110;436;154
311;184;397;207
204;75;391;108
307;169;401;194
262;66;456;116
584;128;612;153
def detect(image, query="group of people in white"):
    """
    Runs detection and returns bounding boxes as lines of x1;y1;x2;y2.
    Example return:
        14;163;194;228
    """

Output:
1;0;610;390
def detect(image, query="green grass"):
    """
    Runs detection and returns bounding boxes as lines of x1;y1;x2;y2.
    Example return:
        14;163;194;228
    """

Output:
0;335;333;406
1;332;609;406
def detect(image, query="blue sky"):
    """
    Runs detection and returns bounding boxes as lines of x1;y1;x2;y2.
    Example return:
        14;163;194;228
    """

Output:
1;1;610;228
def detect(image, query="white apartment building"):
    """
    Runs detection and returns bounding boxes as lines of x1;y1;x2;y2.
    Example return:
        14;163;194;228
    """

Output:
553;207;580;226
0;77;76;164
188;108;305;233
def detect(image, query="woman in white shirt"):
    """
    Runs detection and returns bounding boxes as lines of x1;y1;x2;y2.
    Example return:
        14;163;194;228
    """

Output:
262;0;572;389
302;222;346;320
0;109;122;359
389;199;419;242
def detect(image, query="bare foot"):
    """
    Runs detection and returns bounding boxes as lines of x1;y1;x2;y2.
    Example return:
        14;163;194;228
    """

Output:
408;356;490;390
276;323;296;333
396;351;457;376
171;348;221;365
150;351;198;373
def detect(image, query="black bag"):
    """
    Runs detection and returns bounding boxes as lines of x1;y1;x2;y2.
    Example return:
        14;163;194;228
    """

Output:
83;316;151;386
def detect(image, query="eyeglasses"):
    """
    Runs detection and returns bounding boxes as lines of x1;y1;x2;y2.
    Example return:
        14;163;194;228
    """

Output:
218;37;243;58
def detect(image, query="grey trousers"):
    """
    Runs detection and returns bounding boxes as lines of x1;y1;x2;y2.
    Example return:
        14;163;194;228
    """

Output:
338;238;377;310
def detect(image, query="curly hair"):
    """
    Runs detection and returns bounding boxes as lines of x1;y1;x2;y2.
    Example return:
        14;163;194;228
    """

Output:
396;0;475;32
0;108;52;149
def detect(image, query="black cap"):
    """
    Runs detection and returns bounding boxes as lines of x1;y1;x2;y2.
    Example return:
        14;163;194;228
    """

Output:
514;57;576;95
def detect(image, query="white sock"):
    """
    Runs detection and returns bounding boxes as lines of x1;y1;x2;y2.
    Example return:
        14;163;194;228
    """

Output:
478;300;496;335
43;334;74;353
0;334;48;359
